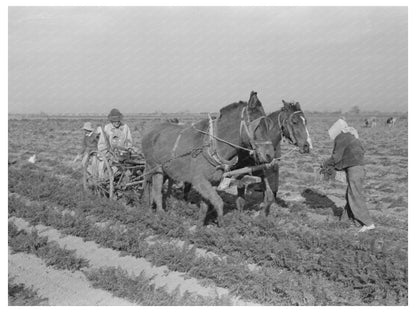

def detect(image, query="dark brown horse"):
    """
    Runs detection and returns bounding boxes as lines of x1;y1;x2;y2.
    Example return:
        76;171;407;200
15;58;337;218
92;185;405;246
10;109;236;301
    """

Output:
235;100;312;214
141;91;274;227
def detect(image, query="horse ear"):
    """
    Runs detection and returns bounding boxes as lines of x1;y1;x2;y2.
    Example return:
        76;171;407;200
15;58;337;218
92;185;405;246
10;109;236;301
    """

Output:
248;91;259;108
282;100;289;108
295;102;301;110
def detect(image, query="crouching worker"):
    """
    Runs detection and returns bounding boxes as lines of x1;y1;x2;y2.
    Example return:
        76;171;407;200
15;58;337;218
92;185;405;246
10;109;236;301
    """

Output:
73;122;100;166
322;119;375;233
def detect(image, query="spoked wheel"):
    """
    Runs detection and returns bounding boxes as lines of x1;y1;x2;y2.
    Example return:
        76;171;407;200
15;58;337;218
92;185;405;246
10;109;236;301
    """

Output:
83;151;114;199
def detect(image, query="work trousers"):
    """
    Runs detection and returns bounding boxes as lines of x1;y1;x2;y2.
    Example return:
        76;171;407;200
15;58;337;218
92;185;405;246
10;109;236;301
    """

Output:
342;165;373;226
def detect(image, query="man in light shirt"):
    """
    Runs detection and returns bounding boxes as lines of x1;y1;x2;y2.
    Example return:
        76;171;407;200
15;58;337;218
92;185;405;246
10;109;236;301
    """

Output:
97;108;134;178
98;108;133;155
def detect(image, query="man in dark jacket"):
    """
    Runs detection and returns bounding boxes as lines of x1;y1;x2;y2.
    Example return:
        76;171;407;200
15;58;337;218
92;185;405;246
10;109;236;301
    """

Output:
323;119;375;233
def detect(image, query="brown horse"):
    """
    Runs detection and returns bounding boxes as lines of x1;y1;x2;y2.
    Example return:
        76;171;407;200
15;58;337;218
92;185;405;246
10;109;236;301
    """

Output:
235;100;312;214
141;91;274;227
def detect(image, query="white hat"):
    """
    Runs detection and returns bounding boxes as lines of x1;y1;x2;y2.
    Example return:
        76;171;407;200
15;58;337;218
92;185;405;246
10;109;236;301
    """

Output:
328;119;359;140
82;122;94;132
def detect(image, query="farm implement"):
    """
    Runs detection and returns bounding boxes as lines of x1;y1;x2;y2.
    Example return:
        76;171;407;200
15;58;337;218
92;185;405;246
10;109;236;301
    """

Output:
83;148;146;200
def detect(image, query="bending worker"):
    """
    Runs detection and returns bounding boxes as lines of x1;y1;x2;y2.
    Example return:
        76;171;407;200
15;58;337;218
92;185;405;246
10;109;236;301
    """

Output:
323;119;375;233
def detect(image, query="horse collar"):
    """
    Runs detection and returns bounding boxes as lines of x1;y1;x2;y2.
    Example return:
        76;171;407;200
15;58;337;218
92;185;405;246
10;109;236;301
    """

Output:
240;107;272;150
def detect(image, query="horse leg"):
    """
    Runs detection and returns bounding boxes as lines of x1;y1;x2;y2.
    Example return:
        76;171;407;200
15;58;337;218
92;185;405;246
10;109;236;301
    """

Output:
259;177;275;216
141;176;151;208
259;165;279;214
141;164;153;209
198;200;209;226
183;182;192;201
236;185;246;212
164;175;173;199
151;170;164;214
192;176;224;227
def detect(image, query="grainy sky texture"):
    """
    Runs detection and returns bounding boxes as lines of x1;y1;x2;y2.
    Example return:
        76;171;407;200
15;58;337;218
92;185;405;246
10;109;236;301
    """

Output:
8;6;407;114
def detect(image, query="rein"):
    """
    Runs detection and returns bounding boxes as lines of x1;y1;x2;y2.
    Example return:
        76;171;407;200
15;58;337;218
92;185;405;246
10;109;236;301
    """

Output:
192;122;254;153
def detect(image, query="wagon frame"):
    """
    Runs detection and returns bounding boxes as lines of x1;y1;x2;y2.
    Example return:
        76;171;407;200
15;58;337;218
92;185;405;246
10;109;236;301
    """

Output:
83;148;146;200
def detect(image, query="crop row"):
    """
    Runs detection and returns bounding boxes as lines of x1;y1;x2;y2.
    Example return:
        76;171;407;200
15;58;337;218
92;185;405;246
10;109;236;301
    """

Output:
8;278;49;306
8;163;408;305
8;193;353;305
8;221;90;271
9;219;233;306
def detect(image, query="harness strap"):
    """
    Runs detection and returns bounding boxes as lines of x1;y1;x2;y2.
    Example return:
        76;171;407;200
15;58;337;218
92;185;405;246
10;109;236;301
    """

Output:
205;114;239;167
171;127;187;157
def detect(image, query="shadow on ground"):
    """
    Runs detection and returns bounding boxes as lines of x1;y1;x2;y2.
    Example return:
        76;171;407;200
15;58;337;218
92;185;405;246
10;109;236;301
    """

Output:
301;188;343;217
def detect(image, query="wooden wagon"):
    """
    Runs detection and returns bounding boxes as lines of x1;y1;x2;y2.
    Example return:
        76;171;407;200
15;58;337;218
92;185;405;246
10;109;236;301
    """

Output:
83;147;146;200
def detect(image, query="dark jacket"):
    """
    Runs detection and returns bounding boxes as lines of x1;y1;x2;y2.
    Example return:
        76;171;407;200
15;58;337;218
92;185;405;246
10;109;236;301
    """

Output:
325;132;365;170
80;133;100;155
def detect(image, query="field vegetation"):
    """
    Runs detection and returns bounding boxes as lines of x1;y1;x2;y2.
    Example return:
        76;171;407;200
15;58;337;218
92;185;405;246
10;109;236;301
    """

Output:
8;113;408;305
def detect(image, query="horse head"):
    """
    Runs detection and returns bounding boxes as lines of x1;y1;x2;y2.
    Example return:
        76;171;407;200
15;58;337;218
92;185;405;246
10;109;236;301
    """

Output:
239;91;274;163
276;100;312;154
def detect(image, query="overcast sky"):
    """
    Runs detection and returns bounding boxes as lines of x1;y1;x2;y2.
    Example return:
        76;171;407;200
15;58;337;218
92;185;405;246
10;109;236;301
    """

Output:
8;6;407;114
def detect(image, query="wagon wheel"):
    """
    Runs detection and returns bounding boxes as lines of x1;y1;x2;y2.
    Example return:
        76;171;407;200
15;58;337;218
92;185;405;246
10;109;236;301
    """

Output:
83;151;114;199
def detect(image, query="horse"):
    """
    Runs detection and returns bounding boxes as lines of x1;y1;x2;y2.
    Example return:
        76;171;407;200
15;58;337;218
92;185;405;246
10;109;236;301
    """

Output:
141;91;275;227
234;100;312;215
386;117;397;128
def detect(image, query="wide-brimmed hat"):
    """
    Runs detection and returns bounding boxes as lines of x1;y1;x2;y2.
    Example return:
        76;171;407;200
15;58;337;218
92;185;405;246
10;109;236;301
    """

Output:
108;108;123;122
82;122;94;132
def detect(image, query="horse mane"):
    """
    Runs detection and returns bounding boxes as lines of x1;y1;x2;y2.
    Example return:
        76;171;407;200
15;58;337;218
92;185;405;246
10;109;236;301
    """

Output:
218;101;246;117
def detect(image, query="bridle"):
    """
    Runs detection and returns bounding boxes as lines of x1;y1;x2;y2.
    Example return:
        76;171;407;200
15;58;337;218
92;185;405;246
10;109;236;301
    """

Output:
277;110;303;145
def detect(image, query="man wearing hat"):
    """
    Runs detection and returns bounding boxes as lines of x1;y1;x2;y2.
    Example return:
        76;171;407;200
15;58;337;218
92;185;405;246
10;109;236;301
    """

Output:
73;121;100;166
97;108;133;156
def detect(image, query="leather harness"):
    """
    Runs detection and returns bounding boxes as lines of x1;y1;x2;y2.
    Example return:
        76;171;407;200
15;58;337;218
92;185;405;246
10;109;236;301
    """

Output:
171;106;273;170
